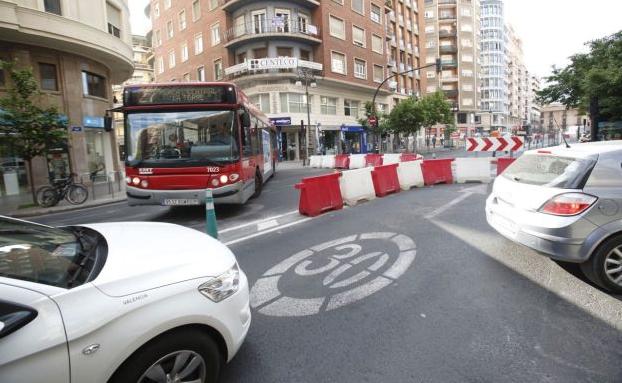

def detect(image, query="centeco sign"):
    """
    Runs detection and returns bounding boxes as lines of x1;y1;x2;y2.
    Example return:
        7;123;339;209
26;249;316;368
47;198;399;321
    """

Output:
249;57;298;71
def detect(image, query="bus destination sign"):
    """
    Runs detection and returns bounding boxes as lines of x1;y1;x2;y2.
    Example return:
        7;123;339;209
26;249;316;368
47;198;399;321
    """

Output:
124;85;236;106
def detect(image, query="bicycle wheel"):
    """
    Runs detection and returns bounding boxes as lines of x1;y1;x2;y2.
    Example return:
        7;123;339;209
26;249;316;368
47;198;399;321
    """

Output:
36;186;59;207
66;184;88;205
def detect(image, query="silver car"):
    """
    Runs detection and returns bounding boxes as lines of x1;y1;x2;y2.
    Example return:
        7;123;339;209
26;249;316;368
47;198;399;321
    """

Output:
486;141;622;293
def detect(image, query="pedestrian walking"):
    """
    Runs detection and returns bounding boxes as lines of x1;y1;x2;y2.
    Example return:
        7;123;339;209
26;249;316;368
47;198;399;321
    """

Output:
432;135;437;148
440;136;444;147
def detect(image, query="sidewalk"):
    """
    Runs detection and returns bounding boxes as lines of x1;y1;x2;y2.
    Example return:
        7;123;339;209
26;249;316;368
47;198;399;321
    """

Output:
5;194;127;218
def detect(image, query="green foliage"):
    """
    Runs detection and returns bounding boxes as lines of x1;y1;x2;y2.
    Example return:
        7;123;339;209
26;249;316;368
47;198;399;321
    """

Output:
382;91;453;136
538;31;622;121
0;60;67;162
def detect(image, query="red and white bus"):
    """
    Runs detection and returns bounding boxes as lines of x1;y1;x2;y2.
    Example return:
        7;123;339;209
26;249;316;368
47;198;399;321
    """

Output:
120;82;276;206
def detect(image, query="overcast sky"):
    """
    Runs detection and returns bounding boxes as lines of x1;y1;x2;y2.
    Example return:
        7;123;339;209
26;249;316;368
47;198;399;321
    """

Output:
129;0;622;79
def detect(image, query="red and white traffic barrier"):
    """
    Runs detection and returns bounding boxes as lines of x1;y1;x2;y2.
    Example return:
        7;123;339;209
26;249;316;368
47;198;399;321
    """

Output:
466;137;524;152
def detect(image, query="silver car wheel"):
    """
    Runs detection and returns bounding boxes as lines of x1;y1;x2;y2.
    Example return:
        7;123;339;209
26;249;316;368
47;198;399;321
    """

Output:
138;350;206;383
604;246;622;286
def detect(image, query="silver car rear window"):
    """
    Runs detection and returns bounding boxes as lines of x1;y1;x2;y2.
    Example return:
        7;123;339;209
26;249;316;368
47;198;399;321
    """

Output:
502;154;596;188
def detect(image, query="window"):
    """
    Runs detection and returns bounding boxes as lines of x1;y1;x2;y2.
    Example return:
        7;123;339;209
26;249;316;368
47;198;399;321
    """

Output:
211;23;221;45
251;93;270;112
320;96;337;115
164;0;171;9
274;9;290;33
424;10;434;19
158;57;164;74
192;0;201;21
461;69;473;77
354;58;366;79
462;98;473;106
153;2;160;18
197;66;205;81
427;71;436;78
461;24;473;32
371;4;381;23
214;59;223;80
44;0;61;15
426;85;437;92
462;39;472;47
462;83;473;91
280;93;310;113
425;25;435;33
209;0;218;10
182;73;190;82
194;33;203;54
300;49;311;61
462;54;473;62
39;63;58;91
168;51;176;68
344;100;359;117
181;42;189;62
277;47;292;56
233;15;245;37
352;26;365;47
351;0;364;14
329;15;345;40
179;10;187;30
426;40;435;48
373;64;384;83
82;71;106;98
252;10;266;34
461;7;472;16
372;34;383;54
154;30;162;46
331;51;346;74
106;3;122;38
167;20;174;39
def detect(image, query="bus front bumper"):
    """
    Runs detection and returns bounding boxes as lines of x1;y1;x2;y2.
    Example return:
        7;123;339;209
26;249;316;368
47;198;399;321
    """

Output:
126;180;252;206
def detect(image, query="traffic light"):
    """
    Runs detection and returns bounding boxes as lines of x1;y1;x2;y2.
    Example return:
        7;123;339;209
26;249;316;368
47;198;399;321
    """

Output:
435;58;442;73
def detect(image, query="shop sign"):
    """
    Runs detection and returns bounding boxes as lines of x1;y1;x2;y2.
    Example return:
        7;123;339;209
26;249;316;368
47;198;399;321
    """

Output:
249;57;298;71
71;126;82;132
270;117;292;126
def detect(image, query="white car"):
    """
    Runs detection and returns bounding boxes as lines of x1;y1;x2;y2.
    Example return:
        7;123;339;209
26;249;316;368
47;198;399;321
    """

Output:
0;216;250;383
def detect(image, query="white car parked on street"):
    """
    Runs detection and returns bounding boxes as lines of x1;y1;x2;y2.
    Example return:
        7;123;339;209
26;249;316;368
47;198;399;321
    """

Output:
0;216;250;383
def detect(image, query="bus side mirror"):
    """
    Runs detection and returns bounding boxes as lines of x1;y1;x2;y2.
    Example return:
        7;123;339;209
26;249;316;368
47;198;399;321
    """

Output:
104;116;113;132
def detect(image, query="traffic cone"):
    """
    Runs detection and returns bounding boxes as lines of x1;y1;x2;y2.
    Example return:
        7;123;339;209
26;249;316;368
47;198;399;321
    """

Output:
205;189;218;239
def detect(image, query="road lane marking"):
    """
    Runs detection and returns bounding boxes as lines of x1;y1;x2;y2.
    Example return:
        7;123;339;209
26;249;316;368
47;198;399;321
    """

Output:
424;184;487;220
256;219;279;231
218;210;298;234
223;217;312;246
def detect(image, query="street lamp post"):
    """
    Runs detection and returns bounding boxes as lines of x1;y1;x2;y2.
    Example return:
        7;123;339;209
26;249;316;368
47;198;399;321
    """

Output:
296;68;316;166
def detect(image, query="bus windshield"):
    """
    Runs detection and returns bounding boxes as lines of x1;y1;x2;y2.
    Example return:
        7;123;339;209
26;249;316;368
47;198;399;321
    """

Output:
127;110;239;166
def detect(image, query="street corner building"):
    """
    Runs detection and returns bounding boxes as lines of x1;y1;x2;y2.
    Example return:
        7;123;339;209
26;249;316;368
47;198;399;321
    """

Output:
0;0;133;201
148;0;426;158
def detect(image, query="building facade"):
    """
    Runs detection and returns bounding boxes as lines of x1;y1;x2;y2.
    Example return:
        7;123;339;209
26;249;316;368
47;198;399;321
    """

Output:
149;0;426;158
540;103;588;143
479;0;506;131
421;0;481;139
505;24;527;130
0;0;133;199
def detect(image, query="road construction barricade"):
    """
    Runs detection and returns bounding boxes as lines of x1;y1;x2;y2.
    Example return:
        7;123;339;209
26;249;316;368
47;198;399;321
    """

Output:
371;164;401;197
496;157;517;175
382;153;402;165
396;160;424;190
321;155;336;169
295;172;343;217
365;153;383;167
422;158;454;186
309;155;322;168
400;153;422;162
455;158;493;184
335;154;350;169
339;167;376;206
349;154;367;169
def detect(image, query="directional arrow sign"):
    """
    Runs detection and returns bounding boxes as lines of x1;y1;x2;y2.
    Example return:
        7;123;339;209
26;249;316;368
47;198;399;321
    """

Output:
465;137;524;152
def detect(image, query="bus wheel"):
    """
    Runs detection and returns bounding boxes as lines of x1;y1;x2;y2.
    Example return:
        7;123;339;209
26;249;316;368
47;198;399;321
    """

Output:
252;169;263;198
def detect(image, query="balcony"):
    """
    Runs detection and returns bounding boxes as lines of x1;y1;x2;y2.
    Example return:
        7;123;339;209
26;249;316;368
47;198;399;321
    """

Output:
443;89;459;98
406;44;412;53
388;58;396;67
439;45;457;53
224;19;321;48
390;37;397;47
398;14;404;25
440;60;457;68
389;11;396;22
438;0;457;5
439;13;457;21
441;75;459;82
385;30;395;40
399;40;405;50
405;19;412;31
399;62;405;72
221;0;318;12
439;29;457;38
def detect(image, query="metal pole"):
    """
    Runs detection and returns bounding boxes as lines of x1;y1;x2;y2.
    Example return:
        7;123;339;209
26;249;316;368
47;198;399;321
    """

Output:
305;77;311;166
205;188;218;239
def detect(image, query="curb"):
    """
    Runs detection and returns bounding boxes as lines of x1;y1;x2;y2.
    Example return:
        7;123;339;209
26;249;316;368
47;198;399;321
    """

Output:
5;196;127;218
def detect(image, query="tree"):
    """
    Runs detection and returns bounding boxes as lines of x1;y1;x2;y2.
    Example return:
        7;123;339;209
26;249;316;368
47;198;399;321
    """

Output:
0;60;68;203
537;31;622;140
419;91;453;128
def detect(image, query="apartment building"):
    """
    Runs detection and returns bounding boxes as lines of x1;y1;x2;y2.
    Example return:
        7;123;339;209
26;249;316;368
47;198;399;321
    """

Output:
526;74;541;132
540;103;588;140
505;24;527;130
149;0;424;158
0;0;133;199
479;0;506;130
422;0;480;138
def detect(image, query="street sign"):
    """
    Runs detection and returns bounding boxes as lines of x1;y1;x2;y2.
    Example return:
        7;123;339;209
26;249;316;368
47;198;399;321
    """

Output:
466;137;524;152
368;116;377;126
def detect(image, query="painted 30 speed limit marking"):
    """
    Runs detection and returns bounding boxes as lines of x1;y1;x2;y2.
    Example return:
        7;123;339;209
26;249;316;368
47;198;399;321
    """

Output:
250;232;416;317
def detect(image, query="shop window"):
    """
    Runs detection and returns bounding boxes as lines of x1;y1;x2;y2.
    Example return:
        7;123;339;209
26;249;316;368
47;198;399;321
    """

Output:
82;71;107;98
39;63;58;91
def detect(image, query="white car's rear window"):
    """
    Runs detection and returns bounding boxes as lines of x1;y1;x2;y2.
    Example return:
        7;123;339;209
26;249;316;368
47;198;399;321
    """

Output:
502;154;596;188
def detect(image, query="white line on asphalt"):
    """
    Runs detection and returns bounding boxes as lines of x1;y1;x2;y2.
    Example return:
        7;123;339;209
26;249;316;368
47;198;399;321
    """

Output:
218;210;299;234
224;217;312;246
257;219;279;231
424;192;473;220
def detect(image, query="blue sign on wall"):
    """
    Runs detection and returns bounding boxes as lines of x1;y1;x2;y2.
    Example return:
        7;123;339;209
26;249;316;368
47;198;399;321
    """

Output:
83;116;105;128
71;126;82;132
270;117;292;126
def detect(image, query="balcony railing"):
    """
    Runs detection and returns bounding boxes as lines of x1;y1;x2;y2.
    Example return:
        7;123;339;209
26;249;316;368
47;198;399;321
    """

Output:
443;89;459;97
224;19;320;44
220;0;319;11
439;45;457;53
439;13;457;20
438;0;457;4
439;29;457;38
441;60;457;67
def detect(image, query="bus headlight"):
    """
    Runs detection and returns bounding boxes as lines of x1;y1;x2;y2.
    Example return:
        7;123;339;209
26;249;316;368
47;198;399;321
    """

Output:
132;177;140;185
211;178;219;187
198;263;240;302
219;175;228;184
125;176;131;184
229;173;240;182
140;180;149;188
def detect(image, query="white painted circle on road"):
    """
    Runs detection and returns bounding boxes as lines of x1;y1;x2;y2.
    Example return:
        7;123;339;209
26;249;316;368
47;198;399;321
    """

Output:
250;232;416;317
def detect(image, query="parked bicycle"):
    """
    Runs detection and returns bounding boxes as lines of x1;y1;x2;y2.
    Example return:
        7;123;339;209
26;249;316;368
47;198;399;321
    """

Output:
36;173;89;207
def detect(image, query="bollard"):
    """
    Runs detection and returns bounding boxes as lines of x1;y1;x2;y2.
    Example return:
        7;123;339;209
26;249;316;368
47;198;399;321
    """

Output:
205;189;218;238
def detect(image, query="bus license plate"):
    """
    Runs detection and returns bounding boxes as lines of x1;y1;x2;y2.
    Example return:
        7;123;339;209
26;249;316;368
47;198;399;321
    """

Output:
163;199;200;206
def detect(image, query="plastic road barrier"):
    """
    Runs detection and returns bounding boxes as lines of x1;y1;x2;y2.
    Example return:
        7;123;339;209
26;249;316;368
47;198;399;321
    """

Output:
365;153;383;167
309;155;322;168
421;158;454;186
455;158;493;184
349;154;367;169
400;153;422;162
382;153;402;165
339;167;376;206
496;157;517;175
321;155;336;169
396;160;424;190
371;164;401;197
335;154;350;169
295;172;343;217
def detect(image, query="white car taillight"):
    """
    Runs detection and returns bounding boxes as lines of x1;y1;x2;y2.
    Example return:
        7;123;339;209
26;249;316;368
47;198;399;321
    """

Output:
540;193;597;216
198;263;240;302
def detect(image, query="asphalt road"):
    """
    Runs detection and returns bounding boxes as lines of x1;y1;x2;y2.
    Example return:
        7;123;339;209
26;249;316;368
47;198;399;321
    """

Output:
30;161;622;382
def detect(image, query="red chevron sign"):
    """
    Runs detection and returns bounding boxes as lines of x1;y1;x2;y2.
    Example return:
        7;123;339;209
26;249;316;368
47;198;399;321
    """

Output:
466;137;524;152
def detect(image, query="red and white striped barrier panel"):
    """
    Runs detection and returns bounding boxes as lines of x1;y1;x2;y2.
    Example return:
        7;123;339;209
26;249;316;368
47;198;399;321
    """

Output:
466;137;524;152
